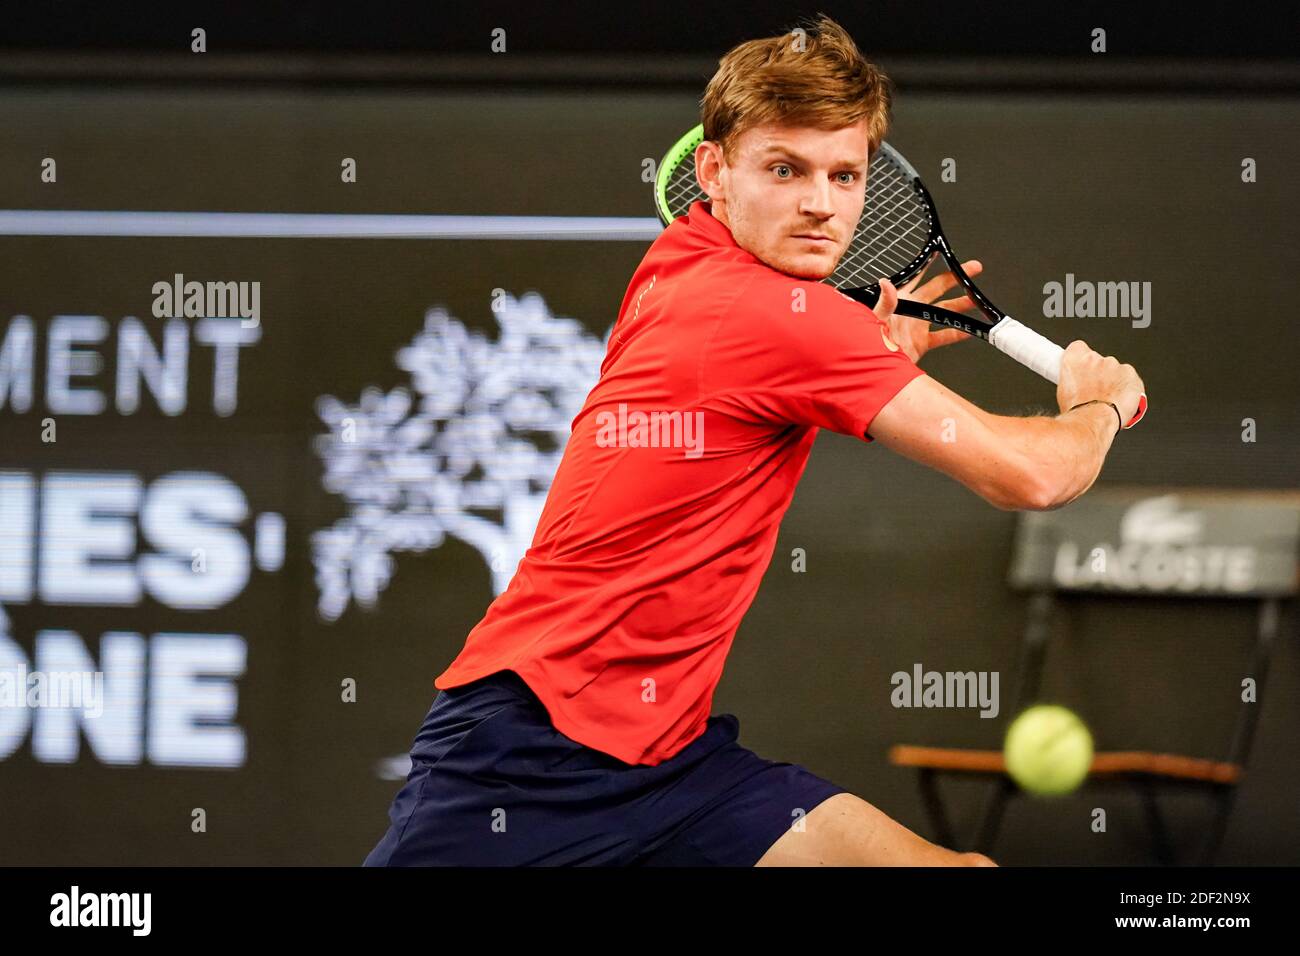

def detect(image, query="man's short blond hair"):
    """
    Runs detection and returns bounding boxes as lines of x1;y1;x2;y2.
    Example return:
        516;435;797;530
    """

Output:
700;14;892;158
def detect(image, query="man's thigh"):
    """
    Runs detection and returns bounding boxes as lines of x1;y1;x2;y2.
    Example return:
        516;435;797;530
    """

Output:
634;741;848;866
754;792;995;866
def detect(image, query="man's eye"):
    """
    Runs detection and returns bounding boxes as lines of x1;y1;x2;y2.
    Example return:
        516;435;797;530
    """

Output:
836;172;858;185
773;165;793;179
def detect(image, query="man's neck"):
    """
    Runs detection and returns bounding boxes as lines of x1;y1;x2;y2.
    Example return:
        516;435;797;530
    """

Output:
705;199;729;229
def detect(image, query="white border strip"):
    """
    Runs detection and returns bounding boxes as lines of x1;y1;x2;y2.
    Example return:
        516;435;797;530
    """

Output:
0;210;665;240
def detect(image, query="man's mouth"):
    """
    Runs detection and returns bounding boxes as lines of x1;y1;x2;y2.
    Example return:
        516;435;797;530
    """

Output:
793;233;836;245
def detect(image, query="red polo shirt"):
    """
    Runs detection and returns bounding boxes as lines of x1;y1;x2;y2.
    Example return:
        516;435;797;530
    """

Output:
434;200;926;765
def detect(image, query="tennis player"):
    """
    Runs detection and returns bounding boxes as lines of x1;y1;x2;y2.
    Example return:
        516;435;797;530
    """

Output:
364;15;1145;867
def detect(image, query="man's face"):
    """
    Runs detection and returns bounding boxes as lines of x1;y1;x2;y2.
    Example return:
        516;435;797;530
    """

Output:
697;120;871;280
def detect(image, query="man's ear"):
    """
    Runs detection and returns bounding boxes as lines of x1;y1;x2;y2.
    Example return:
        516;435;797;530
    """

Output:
694;140;724;202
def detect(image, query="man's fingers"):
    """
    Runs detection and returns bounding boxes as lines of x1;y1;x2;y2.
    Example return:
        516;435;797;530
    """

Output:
929;328;973;349
935;294;976;313
873;277;898;322
898;274;925;295
914;260;983;303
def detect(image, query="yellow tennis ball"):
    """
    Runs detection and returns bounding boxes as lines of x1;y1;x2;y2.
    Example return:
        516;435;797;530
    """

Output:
1003;705;1094;796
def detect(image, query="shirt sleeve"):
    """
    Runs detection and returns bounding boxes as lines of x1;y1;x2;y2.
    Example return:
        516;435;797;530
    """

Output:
703;278;928;442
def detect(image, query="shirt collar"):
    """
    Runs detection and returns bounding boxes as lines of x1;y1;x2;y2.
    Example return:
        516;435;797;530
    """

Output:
682;200;755;261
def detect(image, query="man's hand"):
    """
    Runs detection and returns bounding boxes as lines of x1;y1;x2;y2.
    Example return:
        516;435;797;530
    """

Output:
870;255;983;365
1057;339;1146;429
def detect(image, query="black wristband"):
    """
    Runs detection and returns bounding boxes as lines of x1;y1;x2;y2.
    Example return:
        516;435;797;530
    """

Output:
1069;400;1123;435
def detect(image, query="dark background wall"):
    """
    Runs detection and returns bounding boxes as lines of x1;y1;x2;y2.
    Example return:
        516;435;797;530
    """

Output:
0;3;1296;865
2;0;1296;61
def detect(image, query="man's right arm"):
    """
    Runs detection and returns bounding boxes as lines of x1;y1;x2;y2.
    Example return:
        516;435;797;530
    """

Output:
866;342;1143;512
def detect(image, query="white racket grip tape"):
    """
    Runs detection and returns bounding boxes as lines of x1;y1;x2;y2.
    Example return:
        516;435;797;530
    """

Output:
988;316;1064;383
988;316;1147;428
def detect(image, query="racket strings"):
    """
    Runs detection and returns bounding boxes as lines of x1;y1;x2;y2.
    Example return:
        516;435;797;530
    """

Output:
664;150;702;221
833;154;932;288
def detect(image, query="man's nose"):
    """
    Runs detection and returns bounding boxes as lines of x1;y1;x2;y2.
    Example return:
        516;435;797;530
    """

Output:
799;175;836;218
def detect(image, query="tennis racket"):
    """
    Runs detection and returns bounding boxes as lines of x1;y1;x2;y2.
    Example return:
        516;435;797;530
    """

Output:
654;125;1147;428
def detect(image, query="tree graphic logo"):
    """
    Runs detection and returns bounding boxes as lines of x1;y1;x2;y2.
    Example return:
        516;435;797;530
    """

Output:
312;292;608;621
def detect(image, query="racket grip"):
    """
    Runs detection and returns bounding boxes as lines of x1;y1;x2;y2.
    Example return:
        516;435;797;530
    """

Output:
988;317;1147;429
988;316;1064;383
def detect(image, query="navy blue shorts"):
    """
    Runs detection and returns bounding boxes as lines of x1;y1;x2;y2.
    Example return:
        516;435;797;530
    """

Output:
363;670;846;866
